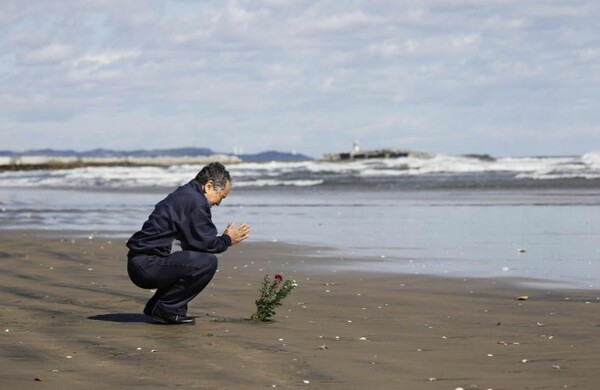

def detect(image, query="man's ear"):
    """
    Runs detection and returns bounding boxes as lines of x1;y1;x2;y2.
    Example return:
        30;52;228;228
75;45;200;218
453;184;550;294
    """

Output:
204;180;215;192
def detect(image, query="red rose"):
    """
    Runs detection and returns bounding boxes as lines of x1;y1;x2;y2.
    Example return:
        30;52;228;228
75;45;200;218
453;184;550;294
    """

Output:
274;274;283;282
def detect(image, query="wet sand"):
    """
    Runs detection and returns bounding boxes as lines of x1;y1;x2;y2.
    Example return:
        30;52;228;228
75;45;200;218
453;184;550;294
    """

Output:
0;230;598;389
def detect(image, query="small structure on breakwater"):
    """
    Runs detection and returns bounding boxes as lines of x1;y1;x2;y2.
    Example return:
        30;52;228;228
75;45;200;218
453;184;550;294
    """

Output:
322;142;433;161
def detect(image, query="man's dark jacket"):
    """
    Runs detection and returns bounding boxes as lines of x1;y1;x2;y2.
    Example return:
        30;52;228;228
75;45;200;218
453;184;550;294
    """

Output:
126;180;231;257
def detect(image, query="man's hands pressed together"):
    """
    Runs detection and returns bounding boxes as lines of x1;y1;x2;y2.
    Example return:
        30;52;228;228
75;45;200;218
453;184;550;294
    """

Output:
223;222;251;245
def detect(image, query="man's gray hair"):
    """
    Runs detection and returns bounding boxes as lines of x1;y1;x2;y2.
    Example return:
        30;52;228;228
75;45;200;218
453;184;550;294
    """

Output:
195;162;231;190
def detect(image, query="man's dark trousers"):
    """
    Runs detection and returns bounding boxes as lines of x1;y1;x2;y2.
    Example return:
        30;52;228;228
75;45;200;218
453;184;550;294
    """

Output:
127;251;218;316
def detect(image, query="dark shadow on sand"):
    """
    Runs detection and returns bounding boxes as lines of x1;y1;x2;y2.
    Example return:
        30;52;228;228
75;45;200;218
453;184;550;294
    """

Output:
88;313;151;323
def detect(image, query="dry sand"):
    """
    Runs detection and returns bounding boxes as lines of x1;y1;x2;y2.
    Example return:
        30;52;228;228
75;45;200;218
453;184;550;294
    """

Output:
0;230;598;389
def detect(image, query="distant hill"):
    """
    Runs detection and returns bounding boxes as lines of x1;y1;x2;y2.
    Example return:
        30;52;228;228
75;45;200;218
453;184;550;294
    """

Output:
0;149;80;157
0;147;215;158
238;150;313;162
0;148;313;161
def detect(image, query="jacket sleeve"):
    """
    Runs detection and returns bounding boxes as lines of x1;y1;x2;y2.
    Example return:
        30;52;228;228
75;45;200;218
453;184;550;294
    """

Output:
178;206;231;253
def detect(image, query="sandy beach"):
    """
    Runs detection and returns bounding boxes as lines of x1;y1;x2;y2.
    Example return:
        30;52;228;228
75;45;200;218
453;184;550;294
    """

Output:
1;230;599;389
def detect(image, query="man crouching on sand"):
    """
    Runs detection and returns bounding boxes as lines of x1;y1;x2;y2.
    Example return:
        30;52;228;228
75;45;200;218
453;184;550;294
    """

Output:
126;162;250;324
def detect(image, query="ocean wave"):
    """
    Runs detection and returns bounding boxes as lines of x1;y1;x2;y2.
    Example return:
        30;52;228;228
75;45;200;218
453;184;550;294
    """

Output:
0;152;599;189
582;151;600;168
235;179;324;187
516;172;600;180
0;166;325;188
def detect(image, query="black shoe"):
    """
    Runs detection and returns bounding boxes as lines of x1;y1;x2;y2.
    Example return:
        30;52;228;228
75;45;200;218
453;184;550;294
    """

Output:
150;307;195;325
143;305;154;317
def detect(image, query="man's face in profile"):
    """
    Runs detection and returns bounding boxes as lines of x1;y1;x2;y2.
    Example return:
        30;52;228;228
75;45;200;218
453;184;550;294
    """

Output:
203;180;231;207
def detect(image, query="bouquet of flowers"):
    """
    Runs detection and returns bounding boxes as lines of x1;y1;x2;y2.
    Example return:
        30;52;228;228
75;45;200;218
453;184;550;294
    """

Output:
251;274;297;322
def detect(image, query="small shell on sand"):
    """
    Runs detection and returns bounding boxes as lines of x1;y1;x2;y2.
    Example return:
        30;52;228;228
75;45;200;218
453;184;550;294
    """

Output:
517;296;529;301
359;337;368;341
319;345;328;350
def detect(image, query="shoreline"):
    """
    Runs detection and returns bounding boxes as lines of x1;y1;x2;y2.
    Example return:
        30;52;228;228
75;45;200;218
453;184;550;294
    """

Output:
1;230;599;389
2;229;597;291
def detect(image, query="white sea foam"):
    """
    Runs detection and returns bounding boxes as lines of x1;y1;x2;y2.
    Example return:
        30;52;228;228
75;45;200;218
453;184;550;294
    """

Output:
0;152;598;188
0;166;190;188
0;166;325;188
349;154;599;179
514;151;600;180
235;179;324;187
582;151;600;168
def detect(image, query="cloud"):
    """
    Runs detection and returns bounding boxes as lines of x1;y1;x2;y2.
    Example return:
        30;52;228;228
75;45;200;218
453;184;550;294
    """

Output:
367;42;399;58
0;0;598;156
18;43;74;65
66;50;142;82
366;33;482;59
311;10;382;32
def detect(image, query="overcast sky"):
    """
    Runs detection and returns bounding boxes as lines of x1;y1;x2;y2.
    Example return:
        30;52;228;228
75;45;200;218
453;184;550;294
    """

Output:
1;0;598;157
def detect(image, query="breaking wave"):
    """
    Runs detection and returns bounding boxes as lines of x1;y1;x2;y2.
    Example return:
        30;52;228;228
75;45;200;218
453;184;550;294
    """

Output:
0;152;599;189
